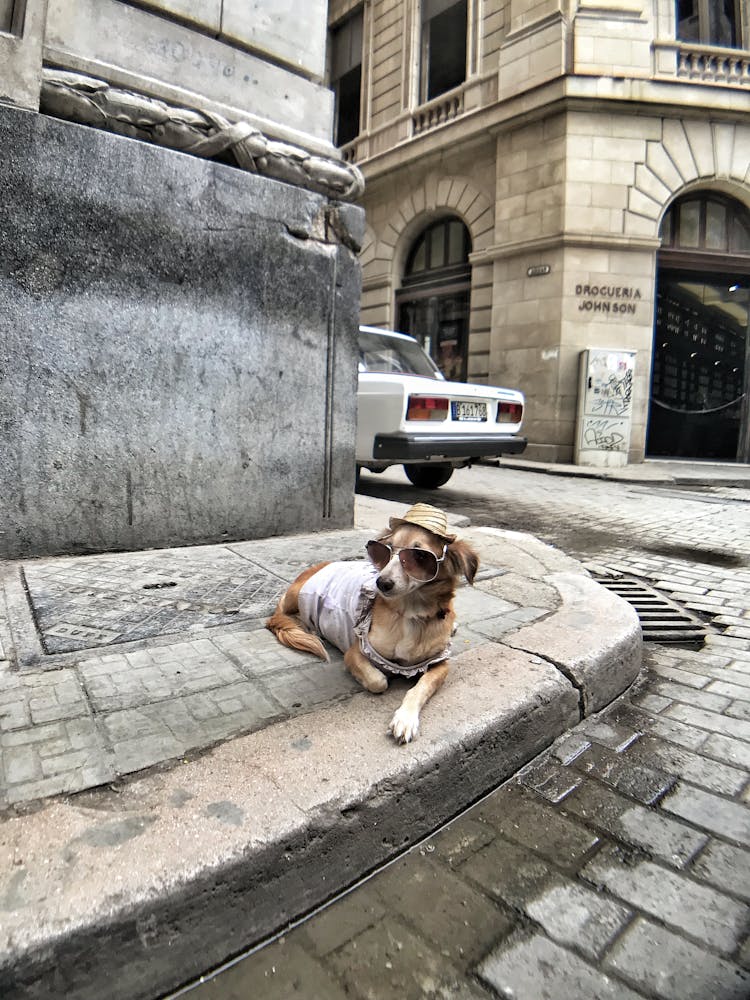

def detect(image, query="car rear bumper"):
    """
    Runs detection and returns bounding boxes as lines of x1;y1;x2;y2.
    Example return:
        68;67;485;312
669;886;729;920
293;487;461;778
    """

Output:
372;432;528;461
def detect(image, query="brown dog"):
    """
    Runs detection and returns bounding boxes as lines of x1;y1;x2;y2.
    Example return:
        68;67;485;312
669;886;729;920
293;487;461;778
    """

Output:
266;503;478;743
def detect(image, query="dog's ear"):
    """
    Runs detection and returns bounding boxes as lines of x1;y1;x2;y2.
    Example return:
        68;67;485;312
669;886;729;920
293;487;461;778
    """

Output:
446;539;479;584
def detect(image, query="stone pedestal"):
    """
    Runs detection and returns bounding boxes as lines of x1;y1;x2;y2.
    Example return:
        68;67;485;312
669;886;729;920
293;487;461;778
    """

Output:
0;106;363;558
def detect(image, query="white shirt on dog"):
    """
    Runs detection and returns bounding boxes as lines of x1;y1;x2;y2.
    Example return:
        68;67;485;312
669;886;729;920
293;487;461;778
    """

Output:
297;561;450;678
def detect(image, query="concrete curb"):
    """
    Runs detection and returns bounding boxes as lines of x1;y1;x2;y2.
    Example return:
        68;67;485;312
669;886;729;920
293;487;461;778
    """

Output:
506;572;642;714
0;550;643;1000
0;645;582;1000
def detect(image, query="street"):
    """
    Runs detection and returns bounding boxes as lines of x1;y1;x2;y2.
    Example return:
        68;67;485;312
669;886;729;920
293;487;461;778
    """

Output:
175;463;750;999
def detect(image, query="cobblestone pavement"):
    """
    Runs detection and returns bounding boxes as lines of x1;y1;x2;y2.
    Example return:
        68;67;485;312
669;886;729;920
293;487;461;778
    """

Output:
182;466;750;999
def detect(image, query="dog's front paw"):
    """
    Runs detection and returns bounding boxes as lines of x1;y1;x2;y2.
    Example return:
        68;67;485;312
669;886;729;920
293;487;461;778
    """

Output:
388;706;420;744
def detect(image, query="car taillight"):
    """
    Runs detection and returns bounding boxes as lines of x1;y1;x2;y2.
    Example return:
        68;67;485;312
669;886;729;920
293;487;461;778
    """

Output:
497;402;523;423
406;396;449;421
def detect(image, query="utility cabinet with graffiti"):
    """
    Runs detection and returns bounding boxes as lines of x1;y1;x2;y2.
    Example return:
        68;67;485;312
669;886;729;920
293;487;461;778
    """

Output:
574;349;637;467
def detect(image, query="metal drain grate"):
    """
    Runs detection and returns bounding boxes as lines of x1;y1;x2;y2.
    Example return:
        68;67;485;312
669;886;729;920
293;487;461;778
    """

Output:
590;574;709;644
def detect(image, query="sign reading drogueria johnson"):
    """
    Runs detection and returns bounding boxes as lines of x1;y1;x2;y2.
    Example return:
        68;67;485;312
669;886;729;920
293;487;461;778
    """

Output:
576;284;643;316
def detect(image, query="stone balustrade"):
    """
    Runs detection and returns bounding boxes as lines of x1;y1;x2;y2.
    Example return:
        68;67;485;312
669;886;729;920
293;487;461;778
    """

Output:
411;87;465;136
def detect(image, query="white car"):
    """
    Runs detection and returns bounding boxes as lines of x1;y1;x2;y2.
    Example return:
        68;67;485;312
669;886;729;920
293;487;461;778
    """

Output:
357;326;526;489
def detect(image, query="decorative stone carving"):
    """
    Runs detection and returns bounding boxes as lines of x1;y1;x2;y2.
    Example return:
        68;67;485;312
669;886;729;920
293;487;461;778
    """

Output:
40;68;365;202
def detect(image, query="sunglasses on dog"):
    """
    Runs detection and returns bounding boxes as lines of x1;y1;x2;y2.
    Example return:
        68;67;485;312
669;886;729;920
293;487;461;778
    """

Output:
366;539;448;582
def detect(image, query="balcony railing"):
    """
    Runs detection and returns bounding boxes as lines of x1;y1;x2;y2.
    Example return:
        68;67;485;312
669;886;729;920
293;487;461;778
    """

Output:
411;88;465;136
672;42;750;86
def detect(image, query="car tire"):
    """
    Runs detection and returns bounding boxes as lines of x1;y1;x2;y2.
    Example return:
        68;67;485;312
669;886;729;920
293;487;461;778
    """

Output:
403;463;454;489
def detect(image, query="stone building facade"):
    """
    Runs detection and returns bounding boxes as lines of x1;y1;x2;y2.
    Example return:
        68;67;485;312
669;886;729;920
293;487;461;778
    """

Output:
329;0;750;464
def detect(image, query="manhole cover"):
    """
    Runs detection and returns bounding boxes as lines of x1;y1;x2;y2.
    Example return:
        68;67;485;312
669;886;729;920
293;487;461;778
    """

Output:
590;574;710;645
23;547;286;654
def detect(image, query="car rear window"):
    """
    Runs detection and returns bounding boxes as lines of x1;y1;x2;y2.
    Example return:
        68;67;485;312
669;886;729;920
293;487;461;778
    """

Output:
358;330;442;379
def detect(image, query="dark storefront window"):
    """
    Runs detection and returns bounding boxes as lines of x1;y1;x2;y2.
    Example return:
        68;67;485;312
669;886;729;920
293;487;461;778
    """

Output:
420;0;467;102
648;273;748;459
649;193;750;461
397;217;471;381
331;9;363;147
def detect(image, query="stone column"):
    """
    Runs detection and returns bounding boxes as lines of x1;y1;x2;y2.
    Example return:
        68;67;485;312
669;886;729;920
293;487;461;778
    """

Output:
0;0;47;110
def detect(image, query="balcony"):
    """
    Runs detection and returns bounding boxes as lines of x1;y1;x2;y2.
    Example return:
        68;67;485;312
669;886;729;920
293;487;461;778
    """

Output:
655;41;750;88
411;86;465;136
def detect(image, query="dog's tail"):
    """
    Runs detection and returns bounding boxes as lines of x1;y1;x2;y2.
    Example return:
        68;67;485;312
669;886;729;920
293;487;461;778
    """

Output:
266;609;329;662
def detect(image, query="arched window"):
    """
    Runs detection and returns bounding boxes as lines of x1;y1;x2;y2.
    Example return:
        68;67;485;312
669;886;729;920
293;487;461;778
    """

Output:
660;193;750;258
397;217;471;381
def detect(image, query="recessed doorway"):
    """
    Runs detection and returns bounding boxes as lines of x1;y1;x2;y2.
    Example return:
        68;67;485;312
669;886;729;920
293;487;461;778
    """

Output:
647;194;750;462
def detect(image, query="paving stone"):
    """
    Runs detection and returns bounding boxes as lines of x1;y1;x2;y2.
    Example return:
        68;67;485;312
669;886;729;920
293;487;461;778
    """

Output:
430;818;497;868
468;614;521;640
578;719;642;752
663;704;750;743
702;733;750;770
101;682;282;774
565;741;676;805
622;734;748;797
518;758;582;803
524;881;632;960
211;627;326;675
0;671;89;732
1;718;114;805
649;661;711;690
614;706;709;752
452;587;517;622
3;746;40;784
460;837;560;910
651;679;732;714
632;692;672;713
706;679;750;702
194;936;351;1000
604;916;749;1000
477;930;643;1000
660;783;750;846
254;661;361;711
327;917;491;1000
297;891;387;957
690;840;750;902
476;785;601;870
726;701;750;722
79;640;246;712
582;844;747;955
550;733;592;765
562;779;706;868
371;855;512;964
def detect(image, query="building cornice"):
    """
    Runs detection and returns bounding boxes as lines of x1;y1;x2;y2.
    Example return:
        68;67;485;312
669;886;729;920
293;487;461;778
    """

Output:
469;232;662;264
353;73;750;183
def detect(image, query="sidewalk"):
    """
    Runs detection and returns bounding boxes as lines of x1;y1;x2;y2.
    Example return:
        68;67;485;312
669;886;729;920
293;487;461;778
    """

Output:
1;493;641;999
499;456;750;488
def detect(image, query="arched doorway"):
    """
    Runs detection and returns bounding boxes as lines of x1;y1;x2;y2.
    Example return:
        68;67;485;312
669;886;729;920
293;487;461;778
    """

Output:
647;192;750;462
396;217;471;381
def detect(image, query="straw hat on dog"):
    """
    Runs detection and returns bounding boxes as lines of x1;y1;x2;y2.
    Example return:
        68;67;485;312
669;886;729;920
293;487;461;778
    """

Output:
388;502;456;542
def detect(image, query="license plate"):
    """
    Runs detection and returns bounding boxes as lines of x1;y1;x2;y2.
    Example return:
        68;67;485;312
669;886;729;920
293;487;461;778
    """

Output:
452;401;487;422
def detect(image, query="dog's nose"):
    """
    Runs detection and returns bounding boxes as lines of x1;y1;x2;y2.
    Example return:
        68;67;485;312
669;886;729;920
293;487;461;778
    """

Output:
376;576;394;594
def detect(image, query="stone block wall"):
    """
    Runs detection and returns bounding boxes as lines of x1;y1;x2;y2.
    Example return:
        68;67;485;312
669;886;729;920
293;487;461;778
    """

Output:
0;107;363;559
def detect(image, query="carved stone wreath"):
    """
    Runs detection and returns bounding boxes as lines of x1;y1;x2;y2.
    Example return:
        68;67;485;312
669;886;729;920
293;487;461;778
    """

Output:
40;68;365;203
